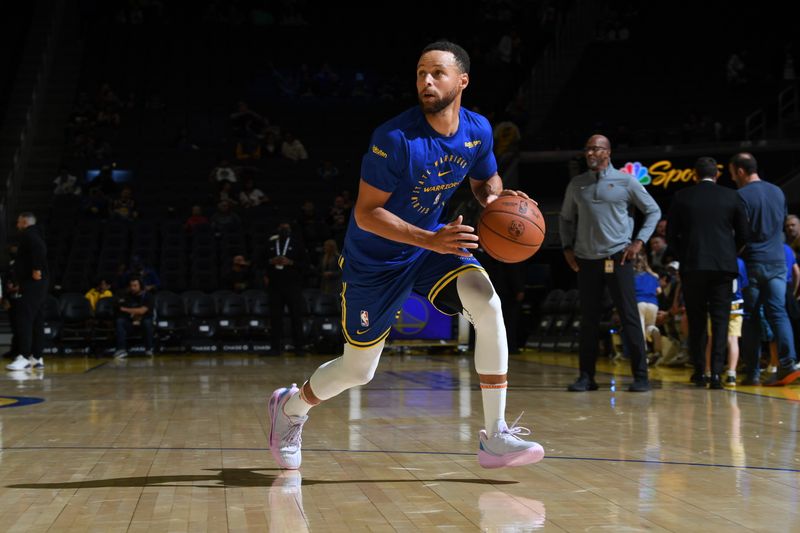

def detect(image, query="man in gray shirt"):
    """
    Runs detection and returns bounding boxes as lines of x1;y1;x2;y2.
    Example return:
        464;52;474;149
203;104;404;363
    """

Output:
559;134;661;392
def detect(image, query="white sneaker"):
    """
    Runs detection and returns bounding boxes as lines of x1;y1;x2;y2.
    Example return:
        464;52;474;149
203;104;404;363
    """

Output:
113;350;128;359
478;414;545;469
6;355;31;371
268;384;308;469
28;356;44;369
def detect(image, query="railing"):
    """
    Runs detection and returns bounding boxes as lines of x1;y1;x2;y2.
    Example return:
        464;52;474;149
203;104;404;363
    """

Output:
528;0;592;114
778;84;798;135
2;0;65;242
744;109;766;141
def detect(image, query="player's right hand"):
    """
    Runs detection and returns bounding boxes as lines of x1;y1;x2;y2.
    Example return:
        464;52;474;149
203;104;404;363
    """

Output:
429;215;479;257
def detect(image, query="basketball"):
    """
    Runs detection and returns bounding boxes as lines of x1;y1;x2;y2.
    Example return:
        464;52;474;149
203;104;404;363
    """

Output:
477;195;545;263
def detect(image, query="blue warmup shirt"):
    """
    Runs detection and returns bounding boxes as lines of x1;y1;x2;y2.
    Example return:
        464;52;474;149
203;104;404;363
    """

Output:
345;106;497;267
732;257;748;315
738;180;787;264
785;244;797;283
634;271;659;305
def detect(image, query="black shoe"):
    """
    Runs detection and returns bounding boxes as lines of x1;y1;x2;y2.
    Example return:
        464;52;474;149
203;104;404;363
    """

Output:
627;380;651;392
567;376;599;392
708;375;724;389
740;375;760;386
763;364;800;387
725;374;737;386
689;373;707;387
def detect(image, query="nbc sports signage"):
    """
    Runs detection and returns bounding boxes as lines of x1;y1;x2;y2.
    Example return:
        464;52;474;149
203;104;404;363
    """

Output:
620;160;723;190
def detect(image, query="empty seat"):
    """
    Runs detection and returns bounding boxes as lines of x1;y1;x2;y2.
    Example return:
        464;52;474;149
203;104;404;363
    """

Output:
154;290;187;341
42;294;62;344
242;289;269;337
183;291;216;337
212;290;247;336
58;292;94;348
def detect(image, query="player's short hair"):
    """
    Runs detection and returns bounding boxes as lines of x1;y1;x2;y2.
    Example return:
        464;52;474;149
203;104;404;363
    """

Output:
693;157;718;179
421;40;470;74
729;152;758;175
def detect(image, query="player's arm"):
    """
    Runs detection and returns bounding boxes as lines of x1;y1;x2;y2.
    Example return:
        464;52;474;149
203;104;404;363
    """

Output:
354;178;478;257
469;174;531;207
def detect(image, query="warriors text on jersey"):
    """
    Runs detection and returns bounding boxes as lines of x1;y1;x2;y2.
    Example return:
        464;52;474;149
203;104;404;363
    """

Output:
344;106;497;267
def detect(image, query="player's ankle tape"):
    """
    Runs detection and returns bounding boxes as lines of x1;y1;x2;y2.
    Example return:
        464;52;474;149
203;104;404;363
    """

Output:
300;381;321;405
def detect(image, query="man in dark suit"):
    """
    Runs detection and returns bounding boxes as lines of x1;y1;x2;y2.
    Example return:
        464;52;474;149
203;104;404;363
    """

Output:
667;157;749;388
5;213;48;371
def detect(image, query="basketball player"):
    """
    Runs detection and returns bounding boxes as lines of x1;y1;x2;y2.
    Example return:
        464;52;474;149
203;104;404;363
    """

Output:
269;40;544;470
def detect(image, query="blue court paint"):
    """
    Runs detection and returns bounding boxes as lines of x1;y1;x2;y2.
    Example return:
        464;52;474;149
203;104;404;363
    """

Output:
0;396;45;409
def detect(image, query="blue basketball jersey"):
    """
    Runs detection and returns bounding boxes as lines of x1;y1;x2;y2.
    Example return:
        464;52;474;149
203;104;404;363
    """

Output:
344;106;497;267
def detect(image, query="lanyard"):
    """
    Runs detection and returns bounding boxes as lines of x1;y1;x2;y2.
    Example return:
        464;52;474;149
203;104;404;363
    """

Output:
276;237;291;256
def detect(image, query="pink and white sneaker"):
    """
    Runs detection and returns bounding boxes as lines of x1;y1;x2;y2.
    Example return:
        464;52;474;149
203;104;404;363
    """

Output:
478;414;544;469
268;384;308;469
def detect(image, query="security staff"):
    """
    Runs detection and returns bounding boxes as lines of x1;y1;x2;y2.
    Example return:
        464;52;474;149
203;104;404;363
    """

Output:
263;220;309;355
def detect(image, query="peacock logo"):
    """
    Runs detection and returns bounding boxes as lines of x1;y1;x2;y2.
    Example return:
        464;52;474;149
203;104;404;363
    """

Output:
621;162;651;186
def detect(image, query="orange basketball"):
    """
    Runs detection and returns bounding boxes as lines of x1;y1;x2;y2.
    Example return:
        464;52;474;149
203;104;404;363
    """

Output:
477;196;545;263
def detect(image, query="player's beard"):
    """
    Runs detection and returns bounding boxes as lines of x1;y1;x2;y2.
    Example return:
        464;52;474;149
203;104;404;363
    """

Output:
419;86;459;115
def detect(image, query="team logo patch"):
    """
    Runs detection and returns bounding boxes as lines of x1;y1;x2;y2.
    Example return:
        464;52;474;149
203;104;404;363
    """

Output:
360;310;369;327
518;200;528;214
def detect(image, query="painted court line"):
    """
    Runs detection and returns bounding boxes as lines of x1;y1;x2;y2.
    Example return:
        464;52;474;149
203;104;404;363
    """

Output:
1;445;797;473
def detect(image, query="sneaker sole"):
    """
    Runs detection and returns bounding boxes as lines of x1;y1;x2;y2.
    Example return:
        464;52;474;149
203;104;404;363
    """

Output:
764;369;800;387
478;443;545;469
567;384;599;392
268;388;299;470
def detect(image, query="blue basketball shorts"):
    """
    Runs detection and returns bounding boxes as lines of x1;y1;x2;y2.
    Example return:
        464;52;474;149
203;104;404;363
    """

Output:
339;250;484;349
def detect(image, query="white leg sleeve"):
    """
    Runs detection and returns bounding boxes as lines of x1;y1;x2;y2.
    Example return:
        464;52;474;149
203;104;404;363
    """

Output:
457;270;508;375
308;341;385;401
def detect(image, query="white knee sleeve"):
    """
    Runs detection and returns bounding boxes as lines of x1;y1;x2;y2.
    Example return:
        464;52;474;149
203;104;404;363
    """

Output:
457;270;508;375
308;341;384;401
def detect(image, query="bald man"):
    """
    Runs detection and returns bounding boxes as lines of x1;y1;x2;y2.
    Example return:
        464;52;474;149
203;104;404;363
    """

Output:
560;134;661;392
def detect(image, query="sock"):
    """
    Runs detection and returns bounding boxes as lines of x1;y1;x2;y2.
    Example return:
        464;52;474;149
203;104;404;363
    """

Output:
283;384;314;417
727;369;737;377
481;382;507;434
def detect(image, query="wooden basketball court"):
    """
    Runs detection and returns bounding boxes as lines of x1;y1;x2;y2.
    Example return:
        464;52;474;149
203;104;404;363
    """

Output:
1;350;799;531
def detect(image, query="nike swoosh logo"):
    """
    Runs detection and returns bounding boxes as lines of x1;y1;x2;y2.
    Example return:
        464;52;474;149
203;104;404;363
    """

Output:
356;328;371;335
437;170;453;177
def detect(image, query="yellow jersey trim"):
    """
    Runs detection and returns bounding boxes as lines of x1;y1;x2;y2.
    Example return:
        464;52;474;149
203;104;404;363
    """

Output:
427;265;485;315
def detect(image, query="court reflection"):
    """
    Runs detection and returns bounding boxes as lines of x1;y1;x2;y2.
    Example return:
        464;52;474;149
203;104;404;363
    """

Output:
479;490;546;531
266;473;546;532
269;470;307;532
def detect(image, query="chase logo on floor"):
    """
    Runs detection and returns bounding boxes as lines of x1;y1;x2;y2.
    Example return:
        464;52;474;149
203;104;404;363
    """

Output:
0;396;45;409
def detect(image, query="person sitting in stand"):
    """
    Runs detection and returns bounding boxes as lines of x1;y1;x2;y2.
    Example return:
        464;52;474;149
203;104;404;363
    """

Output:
113;277;155;358
85;277;113;312
222;255;255;292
